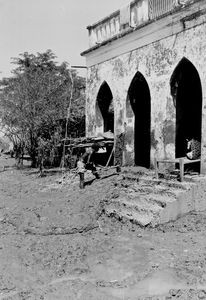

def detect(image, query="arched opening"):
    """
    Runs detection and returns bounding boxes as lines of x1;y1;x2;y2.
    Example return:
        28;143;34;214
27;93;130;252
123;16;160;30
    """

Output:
96;81;114;133
127;72;151;168
170;58;202;165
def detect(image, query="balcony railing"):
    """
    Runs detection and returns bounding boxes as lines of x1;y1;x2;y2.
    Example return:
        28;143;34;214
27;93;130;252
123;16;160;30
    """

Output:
87;0;193;48
87;11;120;47
149;0;175;19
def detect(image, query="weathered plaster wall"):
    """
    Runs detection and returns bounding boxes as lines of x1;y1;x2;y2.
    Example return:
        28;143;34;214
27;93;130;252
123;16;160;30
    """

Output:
86;15;206;171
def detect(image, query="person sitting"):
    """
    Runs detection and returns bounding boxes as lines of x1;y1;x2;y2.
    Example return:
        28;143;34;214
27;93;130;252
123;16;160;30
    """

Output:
77;156;86;189
186;138;201;160
77;143;100;189
82;143;100;179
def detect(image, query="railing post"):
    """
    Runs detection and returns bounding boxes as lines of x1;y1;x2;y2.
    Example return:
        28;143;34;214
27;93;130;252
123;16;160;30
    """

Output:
179;158;184;182
154;157;159;179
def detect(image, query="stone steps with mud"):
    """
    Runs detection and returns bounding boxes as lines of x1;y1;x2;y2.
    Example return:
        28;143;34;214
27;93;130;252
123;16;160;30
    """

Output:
122;173;191;189
105;170;197;227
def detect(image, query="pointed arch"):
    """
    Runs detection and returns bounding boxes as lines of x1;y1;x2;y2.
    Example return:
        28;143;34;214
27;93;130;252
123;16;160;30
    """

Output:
170;57;202;163
96;81;114;133
127;71;151;167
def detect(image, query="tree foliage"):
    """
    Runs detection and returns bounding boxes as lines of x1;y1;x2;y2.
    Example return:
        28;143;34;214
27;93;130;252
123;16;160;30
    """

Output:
0;50;85;167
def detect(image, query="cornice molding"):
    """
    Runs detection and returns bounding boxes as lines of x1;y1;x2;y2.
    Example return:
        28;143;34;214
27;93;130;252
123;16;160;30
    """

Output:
82;0;206;68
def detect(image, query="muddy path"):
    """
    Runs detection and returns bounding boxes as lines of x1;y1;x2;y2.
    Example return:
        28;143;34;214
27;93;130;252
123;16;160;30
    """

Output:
0;156;206;299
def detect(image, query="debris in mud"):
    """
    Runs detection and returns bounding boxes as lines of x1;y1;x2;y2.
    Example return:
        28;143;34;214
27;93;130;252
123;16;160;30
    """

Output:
23;223;99;236
1;158;206;299
156;211;206;233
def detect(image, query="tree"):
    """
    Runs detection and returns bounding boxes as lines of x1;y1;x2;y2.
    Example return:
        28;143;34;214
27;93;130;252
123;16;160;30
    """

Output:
0;50;85;167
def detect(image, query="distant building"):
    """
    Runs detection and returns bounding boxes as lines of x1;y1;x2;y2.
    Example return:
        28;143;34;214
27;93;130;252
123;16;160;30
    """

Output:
81;0;206;173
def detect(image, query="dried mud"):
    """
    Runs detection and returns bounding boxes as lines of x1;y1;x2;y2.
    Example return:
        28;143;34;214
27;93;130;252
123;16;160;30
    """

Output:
0;156;206;299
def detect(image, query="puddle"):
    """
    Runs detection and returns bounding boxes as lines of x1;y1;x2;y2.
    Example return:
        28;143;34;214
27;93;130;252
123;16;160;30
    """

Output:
46;266;206;299
103;268;206;298
84;235;148;283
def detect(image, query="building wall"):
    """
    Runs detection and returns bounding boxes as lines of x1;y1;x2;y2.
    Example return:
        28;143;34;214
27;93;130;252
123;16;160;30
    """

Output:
85;12;206;172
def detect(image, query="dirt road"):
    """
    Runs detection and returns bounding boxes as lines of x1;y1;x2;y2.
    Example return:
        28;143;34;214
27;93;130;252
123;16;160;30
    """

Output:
0;156;206;299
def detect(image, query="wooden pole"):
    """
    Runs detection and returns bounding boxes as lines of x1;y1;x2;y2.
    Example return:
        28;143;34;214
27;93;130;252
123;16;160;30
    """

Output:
61;68;74;170
106;146;114;167
179;158;184;182
154;157;159;179
79;172;85;189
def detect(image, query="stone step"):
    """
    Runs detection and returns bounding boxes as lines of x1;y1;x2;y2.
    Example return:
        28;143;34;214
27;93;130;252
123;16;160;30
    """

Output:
122;174;192;191
127;184;178;198
105;205;155;227
105;169;206;226
105;189;184;227
105;171;201;226
122;167;201;185
139;176;193;190
120;191;177;208
105;184;180;227
119;182;191;201
110;196;164;214
146;193;177;208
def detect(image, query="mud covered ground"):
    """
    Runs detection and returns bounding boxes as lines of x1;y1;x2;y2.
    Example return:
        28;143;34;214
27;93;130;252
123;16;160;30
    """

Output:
0;156;206;299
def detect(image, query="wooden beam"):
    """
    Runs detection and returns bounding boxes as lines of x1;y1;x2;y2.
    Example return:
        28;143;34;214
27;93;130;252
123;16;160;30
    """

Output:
179;158;184;182
106;146;114;167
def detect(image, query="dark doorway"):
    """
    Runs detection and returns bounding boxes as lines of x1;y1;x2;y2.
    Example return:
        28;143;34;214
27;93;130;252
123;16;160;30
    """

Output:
170;58;202;160
128;72;151;168
96;81;114;132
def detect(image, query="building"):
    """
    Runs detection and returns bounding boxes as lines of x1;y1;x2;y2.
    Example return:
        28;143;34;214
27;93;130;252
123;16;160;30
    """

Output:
81;0;206;173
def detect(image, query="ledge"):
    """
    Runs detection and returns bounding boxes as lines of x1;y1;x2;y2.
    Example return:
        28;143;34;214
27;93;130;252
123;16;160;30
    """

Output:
81;0;202;58
81;0;205;67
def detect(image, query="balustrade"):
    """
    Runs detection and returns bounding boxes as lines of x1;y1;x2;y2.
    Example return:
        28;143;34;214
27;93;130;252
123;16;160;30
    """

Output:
87;0;192;48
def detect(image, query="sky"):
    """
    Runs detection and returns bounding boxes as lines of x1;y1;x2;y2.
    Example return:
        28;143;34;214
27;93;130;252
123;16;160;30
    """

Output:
0;0;130;78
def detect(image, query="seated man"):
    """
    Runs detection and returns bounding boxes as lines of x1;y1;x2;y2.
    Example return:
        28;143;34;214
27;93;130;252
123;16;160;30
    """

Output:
77;143;100;189
186;138;201;160
77;156;86;189
82;143;100;179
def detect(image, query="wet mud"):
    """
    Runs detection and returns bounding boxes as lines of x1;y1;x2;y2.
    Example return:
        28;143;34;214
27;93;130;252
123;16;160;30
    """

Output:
0;156;206;299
